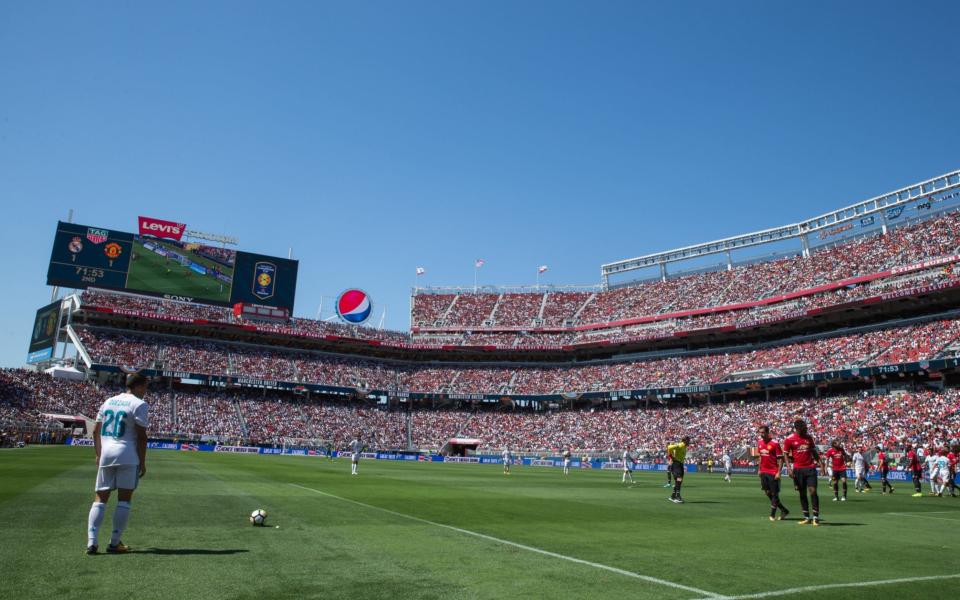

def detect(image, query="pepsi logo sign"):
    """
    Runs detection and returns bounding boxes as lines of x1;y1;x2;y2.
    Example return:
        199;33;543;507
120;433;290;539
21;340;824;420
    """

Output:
336;289;372;324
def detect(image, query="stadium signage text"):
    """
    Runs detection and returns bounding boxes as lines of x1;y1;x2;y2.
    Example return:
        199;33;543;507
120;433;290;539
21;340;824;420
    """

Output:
138;216;187;241
817;223;854;240
213;445;260;453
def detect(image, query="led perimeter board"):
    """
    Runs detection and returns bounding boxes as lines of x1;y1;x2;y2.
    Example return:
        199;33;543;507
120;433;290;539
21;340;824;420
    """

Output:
46;221;298;309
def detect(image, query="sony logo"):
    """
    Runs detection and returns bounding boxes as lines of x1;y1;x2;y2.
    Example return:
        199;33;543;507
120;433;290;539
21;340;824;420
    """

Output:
163;294;194;302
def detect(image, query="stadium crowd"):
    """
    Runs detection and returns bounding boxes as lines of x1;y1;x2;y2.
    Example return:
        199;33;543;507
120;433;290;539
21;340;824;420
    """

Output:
75;317;960;394
81;246;960;352
411;210;960;330
2;369;957;458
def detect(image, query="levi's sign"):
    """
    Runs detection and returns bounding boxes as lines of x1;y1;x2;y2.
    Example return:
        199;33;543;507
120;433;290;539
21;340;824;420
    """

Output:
138;216;187;241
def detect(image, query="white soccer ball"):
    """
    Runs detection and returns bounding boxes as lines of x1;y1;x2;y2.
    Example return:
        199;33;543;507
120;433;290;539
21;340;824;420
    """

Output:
250;509;268;526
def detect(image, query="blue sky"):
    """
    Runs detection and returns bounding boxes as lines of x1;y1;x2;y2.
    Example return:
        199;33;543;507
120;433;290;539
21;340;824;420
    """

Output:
1;1;959;367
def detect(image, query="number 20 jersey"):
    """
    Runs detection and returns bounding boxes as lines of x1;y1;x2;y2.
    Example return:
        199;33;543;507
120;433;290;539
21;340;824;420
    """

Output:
96;392;149;467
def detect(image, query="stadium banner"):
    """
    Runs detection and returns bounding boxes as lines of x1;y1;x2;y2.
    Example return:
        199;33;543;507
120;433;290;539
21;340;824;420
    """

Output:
27;300;62;364
376;452;421;461
60;441;960;482
138;216;186;241
47;221;299;310
148;441;179;450
214;445;261;453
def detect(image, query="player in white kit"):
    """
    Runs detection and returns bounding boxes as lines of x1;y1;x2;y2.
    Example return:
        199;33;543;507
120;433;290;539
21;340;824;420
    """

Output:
852;448;871;492
562;448;572;475
621;450;635;484
722;453;733;482
86;373;149;555
934;449;950;496
349;433;364;475
502;448;512;475
925;449;939;495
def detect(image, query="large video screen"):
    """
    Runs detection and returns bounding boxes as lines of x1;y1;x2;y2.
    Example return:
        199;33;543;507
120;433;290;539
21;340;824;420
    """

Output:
28;300;61;363
47;222;298;309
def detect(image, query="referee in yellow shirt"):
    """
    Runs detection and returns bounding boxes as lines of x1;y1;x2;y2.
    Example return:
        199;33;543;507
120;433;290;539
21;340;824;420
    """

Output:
667;436;691;503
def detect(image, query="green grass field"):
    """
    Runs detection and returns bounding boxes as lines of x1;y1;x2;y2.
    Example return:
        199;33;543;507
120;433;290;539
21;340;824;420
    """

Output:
126;240;233;302
2;447;958;600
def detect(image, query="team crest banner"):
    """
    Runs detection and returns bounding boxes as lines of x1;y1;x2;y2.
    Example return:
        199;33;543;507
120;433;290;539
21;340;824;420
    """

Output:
252;261;277;300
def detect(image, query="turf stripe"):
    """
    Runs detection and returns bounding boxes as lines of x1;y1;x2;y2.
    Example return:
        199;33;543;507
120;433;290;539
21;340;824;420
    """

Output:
690;573;960;599
289;483;725;599
885;511;960;522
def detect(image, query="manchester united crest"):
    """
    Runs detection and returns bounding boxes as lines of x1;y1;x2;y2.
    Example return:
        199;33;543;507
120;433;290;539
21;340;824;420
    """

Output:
104;242;122;266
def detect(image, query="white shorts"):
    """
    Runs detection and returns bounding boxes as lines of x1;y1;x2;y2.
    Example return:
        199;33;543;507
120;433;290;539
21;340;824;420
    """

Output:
854;468;864;479
95;465;139;491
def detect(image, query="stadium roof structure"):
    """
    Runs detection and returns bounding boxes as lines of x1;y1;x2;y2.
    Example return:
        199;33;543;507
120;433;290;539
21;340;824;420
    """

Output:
600;169;960;287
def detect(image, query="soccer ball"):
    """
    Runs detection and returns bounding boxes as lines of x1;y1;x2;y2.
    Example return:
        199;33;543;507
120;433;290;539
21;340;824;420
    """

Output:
250;509;268;526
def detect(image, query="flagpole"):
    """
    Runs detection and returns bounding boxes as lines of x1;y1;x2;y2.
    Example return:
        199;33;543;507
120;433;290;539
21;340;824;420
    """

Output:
536;268;540;290
474;265;478;292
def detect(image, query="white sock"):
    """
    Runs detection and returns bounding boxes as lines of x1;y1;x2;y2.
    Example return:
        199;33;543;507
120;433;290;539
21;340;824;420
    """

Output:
87;502;106;546
110;501;131;545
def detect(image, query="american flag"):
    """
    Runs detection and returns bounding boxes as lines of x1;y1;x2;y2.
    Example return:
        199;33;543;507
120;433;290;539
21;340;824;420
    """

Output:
538;265;548;274
475;259;485;268
415;267;426;276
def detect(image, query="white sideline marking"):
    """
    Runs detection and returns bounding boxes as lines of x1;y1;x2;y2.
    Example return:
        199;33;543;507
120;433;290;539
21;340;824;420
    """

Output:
289;483;724;598
690;573;960;599
886;511;960;522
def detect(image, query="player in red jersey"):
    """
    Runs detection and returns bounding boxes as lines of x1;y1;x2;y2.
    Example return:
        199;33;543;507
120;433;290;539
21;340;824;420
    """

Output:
824;440;850;502
783;419;824;526
757;425;790;521
876;446;894;494
905;443;924;497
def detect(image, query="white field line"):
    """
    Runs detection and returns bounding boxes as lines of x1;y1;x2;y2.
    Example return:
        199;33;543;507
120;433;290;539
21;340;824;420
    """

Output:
691;573;960;599
289;482;725;599
885;511;960;522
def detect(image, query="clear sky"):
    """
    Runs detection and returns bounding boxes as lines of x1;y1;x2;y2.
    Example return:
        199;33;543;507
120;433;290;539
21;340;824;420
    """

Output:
1;1;959;367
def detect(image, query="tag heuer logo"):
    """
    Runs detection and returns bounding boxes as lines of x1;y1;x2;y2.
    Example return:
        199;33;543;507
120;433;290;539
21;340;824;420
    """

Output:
86;228;108;244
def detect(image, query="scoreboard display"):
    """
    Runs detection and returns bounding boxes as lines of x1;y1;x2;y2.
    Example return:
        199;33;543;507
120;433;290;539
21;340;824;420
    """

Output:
47;221;298;310
48;223;134;290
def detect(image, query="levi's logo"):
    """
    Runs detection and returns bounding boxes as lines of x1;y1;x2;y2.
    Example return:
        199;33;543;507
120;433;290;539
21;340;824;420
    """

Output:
140;220;182;235
138;216;187;241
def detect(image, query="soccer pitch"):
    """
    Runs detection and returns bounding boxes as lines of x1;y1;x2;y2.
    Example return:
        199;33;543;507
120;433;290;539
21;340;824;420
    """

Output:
125;240;233;302
2;447;958;600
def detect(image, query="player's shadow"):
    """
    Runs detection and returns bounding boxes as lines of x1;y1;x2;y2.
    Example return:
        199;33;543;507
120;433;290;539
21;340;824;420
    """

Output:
819;522;865;527
134;548;250;555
